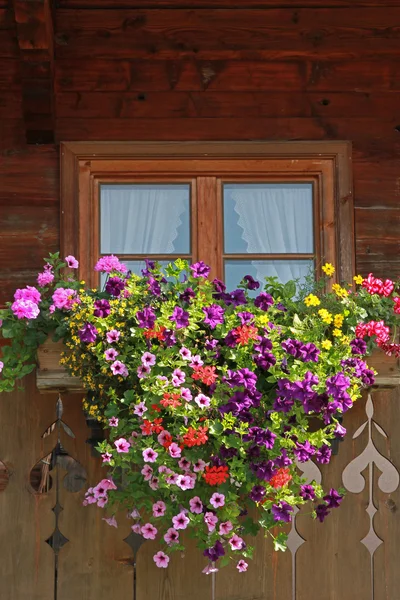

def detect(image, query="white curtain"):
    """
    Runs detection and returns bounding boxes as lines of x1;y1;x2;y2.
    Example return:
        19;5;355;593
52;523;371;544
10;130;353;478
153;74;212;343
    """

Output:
228;184;313;283
100;184;188;255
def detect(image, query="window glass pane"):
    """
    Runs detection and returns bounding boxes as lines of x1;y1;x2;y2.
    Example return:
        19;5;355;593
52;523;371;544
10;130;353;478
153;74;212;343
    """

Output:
223;183;313;254
224;259;314;293
100;184;190;254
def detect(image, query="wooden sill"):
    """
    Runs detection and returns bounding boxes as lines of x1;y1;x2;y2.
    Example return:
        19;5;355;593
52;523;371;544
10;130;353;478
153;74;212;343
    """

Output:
35;340;400;394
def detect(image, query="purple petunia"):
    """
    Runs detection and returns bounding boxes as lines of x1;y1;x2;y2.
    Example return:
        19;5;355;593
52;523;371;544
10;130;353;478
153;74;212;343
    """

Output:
93;299;111;317
105;276;126;297
79;323;98;343
300;484;316;501
249;485;266;502
203;540;225;562
179;287;195;304
136;307;156;329
243;275;260;290
190;261;211;279
323;488;343;509
169;306;189;329
316;504;330;522
254;292;274;311
203;304;225;329
271;501;293;523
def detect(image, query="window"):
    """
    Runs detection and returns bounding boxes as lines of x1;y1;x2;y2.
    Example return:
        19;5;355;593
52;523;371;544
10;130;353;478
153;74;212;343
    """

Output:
61;142;354;289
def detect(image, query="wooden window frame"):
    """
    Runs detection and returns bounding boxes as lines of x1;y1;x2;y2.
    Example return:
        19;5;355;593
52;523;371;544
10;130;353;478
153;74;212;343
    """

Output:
60;141;354;287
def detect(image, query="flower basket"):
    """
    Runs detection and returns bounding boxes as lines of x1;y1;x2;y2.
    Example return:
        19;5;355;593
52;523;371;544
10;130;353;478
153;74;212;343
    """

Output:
36;338;84;394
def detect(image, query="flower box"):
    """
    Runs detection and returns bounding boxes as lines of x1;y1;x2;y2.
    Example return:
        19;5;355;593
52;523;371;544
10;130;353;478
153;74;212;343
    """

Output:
36;338;84;394
367;348;400;388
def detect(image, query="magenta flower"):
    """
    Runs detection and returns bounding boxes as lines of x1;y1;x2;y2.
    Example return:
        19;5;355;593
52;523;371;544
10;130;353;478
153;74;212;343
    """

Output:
52;288;79;310
157;375;168;387
157;430;171;446
190;261;211;278
103;516;118;528
65;255;79;269
152;501;167;517
106;329;120;344
143;448;158;463
105;348;119;361
178;457;191;470
132;523;142;534
11;299;40;320
129;508;140;519
141;465;153;481
94;299;111;317
133;402;147;417
176;475;195;490
172;368;185;386
229;534;244;550
202;564;219;575
108;416;119;427
111;360;128;377
181;387;193;402
179;347;192;360
193;459;206;472
149;477;159;491
114;438;131;453
79;323;98;343
189;355;204;368
0;361;3;373
210;493;225;509
14;286;41;304
204;512;218;532
137;364;151;379
141;352;156;366
153;551;170;568
189;496;203;514
97;496;108;508
101;452;112;464
194;393;211;408
96;478;117;492
94;255;127;273
141;523;158;540
169;306;189;329
37;270;54;287
172;512;190;530
164;528;179;545
219;521;233;535
168;443;182;458
237;560;248;573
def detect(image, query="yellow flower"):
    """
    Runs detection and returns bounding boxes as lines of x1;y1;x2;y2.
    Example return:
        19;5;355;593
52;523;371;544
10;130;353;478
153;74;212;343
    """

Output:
321;340;332;350
256;314;270;326
318;309;333;324
341;335;350;345
353;275;364;285
332;284;348;298
304;294;320;307
333;314;344;328
333;328;342;337
322;263;335;277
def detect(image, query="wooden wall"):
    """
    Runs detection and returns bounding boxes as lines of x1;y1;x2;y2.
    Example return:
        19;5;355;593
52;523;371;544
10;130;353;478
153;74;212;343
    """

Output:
1;0;400;304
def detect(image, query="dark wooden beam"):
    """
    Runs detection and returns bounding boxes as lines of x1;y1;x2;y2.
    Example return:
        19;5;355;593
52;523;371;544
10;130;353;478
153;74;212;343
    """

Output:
13;0;54;144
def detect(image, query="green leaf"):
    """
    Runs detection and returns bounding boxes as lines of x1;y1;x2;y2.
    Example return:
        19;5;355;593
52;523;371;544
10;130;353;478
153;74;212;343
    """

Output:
273;532;288;552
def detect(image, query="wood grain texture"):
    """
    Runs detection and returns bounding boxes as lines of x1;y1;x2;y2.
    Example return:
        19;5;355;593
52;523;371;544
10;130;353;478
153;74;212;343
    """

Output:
54;8;400;61
56;0;400;7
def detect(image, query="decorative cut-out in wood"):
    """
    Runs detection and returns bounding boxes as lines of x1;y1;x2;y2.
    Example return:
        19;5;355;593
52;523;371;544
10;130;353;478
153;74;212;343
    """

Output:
286;459;322;600
0;460;9;492
342;393;399;600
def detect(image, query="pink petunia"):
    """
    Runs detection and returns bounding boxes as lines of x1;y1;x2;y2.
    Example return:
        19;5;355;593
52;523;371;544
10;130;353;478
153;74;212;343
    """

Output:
168;443;181;458
210;493;225;509
133;402;147;417
111;360;129;377
143;448;158;463
219;521;233;536
94;255;127;273
141;352;156;366
141;465;153;481
65;255;79;269
166;473;179;485
0;361;3;373
194;393;211;408
172;368;185;385
97;496;108;508
202;564;219;575
132;523;142;534
149;476;159;491
137;364;151;379
229;534;244;551
164;528;179;545
141;523;158;540
176;475;195;491
105;348;119;361
99;478;117;491
236;560;248;573
106;329;120;344
129;508;140;519
114;438;131;453
153;551;170;568
101;452;112;464
178;457;191;471
204;512;218;533
189;496;203;514
157;430;171;446
181;387;193;402
103;515;118;528
108;416;119;427
189;355;204;368
172;512;190;530
152;501;167;517
179;347;192;360
193;459;207;472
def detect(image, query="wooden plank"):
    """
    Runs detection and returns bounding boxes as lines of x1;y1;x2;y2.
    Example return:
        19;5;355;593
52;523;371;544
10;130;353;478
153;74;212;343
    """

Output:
354;159;400;208
13;0;55;143
55;8;400;61
0;8;20;58
56;393;134;599
0;374;57;599
0;58;21;90
0;91;23;118
55;116;400;142
55;91;400;120
55;59;400;93
56;0;400;8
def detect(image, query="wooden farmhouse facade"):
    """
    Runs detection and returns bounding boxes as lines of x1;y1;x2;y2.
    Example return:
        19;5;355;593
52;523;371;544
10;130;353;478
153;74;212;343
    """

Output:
1;1;400;599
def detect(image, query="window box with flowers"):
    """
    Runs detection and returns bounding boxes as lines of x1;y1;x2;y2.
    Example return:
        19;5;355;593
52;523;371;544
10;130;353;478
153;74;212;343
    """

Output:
0;254;399;574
